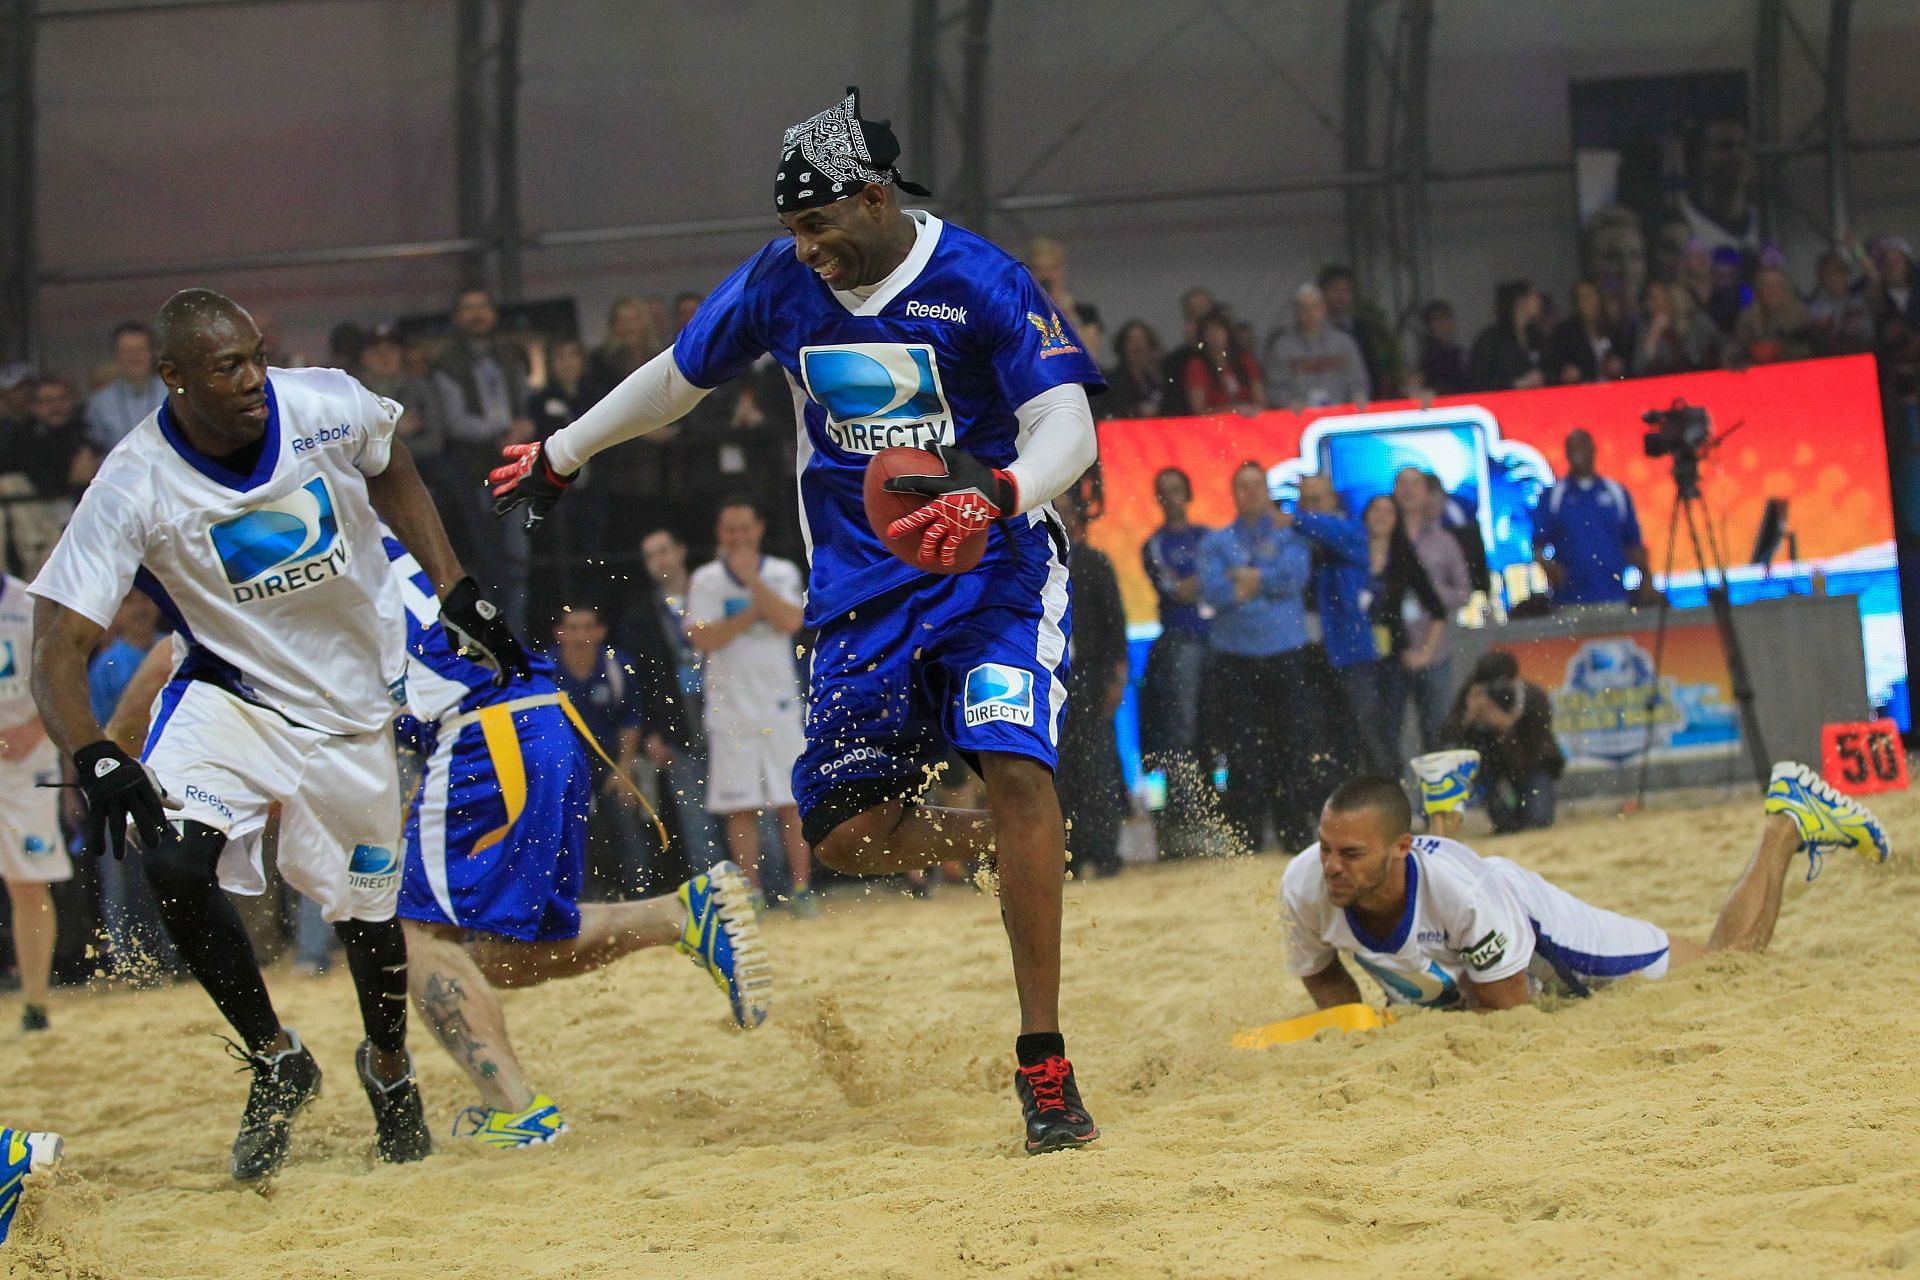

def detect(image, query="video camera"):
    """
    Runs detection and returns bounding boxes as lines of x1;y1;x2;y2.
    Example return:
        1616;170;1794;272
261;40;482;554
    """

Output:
1642;399;1711;459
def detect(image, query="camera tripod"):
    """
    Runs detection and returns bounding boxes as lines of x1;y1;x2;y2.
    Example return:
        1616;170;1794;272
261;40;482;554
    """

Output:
1633;448;1773;806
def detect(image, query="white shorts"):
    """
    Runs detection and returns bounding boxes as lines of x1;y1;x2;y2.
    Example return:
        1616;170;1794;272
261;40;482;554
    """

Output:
1488;857;1673;993
704;708;805;815
143;680;401;922
0;744;69;884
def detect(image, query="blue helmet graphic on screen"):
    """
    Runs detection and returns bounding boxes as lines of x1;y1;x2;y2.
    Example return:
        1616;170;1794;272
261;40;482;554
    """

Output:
799;342;953;454
208;476;351;600
963;662;1035;728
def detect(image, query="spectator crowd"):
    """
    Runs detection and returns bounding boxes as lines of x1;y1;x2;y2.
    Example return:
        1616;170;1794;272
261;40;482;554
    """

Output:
1;189;1915;996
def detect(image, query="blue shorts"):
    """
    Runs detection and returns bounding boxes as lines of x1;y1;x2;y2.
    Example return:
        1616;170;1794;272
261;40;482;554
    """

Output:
398;698;590;942
794;520;1072;844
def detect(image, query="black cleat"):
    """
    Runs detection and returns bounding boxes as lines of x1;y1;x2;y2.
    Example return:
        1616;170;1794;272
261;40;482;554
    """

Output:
20;1004;48;1033
1013;1055;1100;1155
356;1041;431;1164
228;1029;323;1181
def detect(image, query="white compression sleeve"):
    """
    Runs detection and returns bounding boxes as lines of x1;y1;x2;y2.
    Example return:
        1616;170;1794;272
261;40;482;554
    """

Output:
541;345;712;474
1004;383;1098;514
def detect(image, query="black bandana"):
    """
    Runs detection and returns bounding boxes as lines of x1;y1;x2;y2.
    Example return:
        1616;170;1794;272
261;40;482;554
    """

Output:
775;86;932;214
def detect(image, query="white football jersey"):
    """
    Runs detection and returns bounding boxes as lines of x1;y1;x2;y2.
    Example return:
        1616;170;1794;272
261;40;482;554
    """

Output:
1282;835;1670;1008
31;368;408;736
0;575;37;733
686;555;805;730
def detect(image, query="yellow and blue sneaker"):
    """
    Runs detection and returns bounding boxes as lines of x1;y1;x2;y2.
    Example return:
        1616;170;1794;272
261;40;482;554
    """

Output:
1412;750;1481;817
453;1095;567;1150
677;860;773;1029
1765;762;1892;879
0;1129;62;1244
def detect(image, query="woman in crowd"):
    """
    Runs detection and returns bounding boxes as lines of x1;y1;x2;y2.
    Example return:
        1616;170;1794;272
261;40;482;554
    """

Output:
1631;278;1721;376
1804;249;1875;356
1548;278;1627;384
1467;279;1547;390
1101;319;1171;419
588;296;664;396
1179;309;1265;415
1725;265;1813;368
1351;495;1448;774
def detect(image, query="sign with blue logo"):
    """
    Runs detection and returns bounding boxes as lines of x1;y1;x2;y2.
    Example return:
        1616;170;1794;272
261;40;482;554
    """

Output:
963;662;1035;728
347;842;399;889
799;342;954;455
208;475;350;603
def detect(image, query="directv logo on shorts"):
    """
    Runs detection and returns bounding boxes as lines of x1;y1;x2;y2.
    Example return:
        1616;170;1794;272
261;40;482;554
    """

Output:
963;663;1035;728
799;342;955;455
208;475;351;603
347;843;399;890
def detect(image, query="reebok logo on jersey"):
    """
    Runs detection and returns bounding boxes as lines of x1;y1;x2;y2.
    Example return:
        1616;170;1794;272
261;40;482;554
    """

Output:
208;475;352;604
799;342;955;455
963;663;1035;728
904;300;968;324
1464;928;1509;972
289;423;354;453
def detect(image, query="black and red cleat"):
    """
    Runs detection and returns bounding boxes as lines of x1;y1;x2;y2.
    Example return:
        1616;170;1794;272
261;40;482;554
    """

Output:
1013;1055;1100;1155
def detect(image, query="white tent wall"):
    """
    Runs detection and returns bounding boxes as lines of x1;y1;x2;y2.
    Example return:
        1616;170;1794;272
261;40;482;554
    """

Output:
28;0;1920;380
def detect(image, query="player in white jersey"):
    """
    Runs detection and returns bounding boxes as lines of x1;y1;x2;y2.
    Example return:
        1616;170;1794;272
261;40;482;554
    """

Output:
1284;771;1891;1012
0;575;66;1033
27;290;530;1180
685;497;815;910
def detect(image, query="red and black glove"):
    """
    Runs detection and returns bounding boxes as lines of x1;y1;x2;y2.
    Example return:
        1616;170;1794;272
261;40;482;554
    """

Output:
882;444;1018;569
488;441;576;532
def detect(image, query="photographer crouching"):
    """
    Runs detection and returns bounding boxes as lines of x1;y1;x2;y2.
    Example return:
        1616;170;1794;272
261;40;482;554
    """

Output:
1437;649;1565;833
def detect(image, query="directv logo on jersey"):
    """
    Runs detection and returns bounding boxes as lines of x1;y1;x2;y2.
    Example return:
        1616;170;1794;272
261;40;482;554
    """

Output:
208;475;351;603
347;842;400;890
799;342;955;455
904;300;968;324
963;663;1035;728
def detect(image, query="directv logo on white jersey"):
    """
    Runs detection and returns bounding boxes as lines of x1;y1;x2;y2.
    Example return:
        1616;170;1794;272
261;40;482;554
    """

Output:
800;342;956;455
209;475;351;604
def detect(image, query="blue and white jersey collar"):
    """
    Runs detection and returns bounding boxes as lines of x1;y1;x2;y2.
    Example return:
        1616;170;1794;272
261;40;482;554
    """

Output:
156;377;283;494
829;210;944;317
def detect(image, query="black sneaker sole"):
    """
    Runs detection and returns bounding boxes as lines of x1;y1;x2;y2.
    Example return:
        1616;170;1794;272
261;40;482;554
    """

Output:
1025;1123;1100;1155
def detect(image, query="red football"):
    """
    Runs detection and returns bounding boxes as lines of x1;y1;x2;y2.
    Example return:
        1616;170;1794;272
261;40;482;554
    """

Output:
863;446;988;574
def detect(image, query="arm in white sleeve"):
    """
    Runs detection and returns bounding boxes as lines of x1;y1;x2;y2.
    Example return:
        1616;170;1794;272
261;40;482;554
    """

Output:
542;345;712;474
1004;383;1098;515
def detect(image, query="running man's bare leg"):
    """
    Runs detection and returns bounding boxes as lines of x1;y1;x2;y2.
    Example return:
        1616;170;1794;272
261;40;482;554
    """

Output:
1701;813;1804;954
403;920;532;1113
467;896;683;988
814;801;995;875
979;753;1064;1036
6;881;53;1009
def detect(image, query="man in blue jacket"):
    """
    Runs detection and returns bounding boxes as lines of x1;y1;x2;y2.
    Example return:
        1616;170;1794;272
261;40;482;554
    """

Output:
1197;462;1335;851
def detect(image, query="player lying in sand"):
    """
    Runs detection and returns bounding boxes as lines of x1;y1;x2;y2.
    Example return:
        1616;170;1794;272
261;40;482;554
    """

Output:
109;534;772;1149
1283;758;1891;1011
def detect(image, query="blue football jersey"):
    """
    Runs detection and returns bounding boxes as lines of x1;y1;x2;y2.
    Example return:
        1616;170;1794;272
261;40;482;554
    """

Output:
673;211;1105;625
379;534;558;729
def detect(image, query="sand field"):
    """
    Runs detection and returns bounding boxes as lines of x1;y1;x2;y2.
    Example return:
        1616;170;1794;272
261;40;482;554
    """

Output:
5;784;1919;1279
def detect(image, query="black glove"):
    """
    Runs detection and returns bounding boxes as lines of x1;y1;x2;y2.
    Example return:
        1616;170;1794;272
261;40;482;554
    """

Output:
440;576;532;687
488;441;576;532
73;740;173;860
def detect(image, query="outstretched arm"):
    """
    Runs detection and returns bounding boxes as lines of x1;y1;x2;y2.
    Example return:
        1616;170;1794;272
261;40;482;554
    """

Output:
543;347;712;474
1301;958;1365;1009
366;439;464;594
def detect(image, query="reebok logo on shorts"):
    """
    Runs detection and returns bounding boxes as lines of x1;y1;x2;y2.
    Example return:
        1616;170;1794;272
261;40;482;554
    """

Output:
1465;928;1509;972
347;842;400;891
963;663;1035;728
208;475;351;604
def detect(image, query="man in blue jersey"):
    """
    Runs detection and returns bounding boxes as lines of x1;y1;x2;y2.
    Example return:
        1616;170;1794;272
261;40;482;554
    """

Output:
1533;429;1655;607
107;536;774;1150
491;88;1105;1154
1139;467;1213;857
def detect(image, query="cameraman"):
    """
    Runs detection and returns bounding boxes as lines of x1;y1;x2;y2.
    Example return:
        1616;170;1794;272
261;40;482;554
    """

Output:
1439;649;1565;833
1533;428;1657;607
